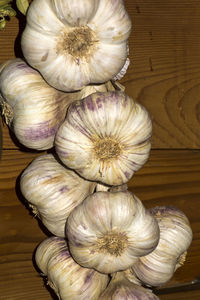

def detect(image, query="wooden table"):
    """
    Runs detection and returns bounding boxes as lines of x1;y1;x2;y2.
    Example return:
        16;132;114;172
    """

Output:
0;1;200;299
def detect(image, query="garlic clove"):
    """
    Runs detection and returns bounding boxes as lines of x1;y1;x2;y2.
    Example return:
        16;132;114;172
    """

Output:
132;206;193;287
89;0;131;44
55;91;152;186
87;41;128;83
150;206;193;259
52;0;99;26
66;191;159;274
35;236;109;300
26;0;67;33
20;154;96;237
99;271;160;299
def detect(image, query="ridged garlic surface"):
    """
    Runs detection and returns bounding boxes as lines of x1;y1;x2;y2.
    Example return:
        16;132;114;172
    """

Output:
66;191;160;274
20;154;96;237
35;237;109;300
99;272;160;300
0;58;73;150
21;0;131;91
132;206;193;287
0;59;118;150
55;91;152;186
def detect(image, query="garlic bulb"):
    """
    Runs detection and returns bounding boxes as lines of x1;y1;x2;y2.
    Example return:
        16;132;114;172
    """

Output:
21;0;131;91
131;206;193;287
0;58;73;150
66;191;160;274
0;59;118;150
55;91;152;186
20;153;96;237
99;272;160;299
35;236;109;300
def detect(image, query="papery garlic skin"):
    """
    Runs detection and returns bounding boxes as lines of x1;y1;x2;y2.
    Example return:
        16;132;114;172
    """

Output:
0;59;117;150
0;59;73;150
95;182;128;192
132;206;193;287
20;154;96;237
66;191;159;274
99;272;160;300
35;237;109;300
21;0;131;91
55;91;152;186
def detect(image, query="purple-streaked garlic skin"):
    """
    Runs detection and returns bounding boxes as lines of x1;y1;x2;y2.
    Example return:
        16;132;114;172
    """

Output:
0;58;73;150
35;237;109;300
20;153;96;237
99;271;160;299
150;206;193;259
55;91;152;186
66;191;159;274
132;205;193;287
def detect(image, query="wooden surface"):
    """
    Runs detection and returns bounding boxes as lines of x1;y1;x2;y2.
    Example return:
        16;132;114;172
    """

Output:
1;0;200;299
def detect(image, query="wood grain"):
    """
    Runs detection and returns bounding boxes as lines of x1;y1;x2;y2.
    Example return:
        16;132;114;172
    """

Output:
122;0;200;148
1;0;200;148
0;149;200;299
0;0;200;299
159;289;200;300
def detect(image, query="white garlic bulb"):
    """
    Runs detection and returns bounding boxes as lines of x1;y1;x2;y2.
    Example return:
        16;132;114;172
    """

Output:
66;191;160;274
0;59;118;150
99;272;160;299
55;91;152;186
0;58;73;150
131;206;193;287
21;0;131;91
35;236;109;300
20;153;96;237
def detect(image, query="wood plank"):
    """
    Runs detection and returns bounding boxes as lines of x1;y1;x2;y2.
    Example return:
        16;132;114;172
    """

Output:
159;289;200;300
0;149;199;299
0;150;52;299
122;0;200;148
1;0;200;149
